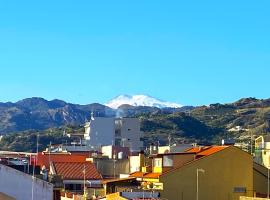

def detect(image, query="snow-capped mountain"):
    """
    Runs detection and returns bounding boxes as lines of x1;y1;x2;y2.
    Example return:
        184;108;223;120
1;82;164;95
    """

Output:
106;95;183;109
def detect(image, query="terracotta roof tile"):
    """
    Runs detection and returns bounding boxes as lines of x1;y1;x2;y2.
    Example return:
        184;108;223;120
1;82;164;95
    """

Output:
129;171;145;178
185;146;227;156
185;146;210;153
53;162;102;180
37;152;87;168
196;146;227;156
129;172;161;179
143;173;161;179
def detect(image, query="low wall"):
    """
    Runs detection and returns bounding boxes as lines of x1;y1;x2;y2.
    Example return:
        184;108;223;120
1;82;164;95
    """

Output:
0;164;53;200
240;197;268;200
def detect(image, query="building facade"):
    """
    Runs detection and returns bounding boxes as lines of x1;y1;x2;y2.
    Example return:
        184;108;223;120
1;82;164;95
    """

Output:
84;117;143;152
0;164;53;200
160;146;253;200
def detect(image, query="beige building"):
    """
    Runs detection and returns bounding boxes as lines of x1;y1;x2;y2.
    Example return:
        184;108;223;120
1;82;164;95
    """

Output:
160;146;253;200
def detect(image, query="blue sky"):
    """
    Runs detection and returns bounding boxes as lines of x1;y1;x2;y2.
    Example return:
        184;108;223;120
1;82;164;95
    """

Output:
0;0;269;106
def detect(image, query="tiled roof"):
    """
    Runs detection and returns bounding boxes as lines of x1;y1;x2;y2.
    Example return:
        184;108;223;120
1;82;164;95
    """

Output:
130;171;145;178
143;173;161;179
196;146;227;156
185;146;227;156
53;162;102;180
129;172;161;179
185;146;210;153
36;152;87;168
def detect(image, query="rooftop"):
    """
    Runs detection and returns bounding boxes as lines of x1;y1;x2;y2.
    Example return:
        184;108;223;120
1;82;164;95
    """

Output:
37;152;87;168
52;162;102;180
130;172;161;179
185;146;228;156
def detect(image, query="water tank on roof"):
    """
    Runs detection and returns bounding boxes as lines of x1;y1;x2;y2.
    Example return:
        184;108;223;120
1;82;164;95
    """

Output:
118;152;123;159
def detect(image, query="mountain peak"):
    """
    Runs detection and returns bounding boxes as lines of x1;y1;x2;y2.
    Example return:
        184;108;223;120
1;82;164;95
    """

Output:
105;94;182;109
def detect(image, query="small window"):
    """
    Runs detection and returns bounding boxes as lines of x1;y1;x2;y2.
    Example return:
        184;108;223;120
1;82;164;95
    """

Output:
154;158;162;167
163;155;173;167
233;187;246;193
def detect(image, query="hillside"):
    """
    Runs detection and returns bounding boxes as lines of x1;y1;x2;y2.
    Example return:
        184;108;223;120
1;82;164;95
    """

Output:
0;97;187;134
0;97;270;152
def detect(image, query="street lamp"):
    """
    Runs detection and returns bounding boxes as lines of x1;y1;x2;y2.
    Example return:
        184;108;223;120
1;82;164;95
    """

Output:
196;168;205;200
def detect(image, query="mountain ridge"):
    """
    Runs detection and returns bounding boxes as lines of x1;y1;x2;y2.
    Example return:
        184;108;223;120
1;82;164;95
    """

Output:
0;96;189;134
1;96;270;152
106;94;182;109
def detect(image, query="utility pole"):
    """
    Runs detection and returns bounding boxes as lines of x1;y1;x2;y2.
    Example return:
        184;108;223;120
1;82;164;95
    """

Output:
267;165;269;199
168;134;172;147
251;132;253;156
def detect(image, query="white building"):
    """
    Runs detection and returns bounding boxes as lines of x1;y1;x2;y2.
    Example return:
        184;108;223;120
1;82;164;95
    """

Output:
84;117;143;152
84;117;115;147
114;118;143;152
255;135;270;168
0;164;53;200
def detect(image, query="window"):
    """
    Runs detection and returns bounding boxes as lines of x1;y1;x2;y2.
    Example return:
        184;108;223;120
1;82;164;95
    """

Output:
233;187;246;193
154;158;162;167
163;155;173;167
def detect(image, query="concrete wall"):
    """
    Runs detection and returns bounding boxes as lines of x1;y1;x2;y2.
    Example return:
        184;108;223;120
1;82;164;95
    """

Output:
115;118;143;152
85;117;115;147
95;159;130;177
130;155;141;173
0;164;53;200
85;117;143;152
160;147;253;200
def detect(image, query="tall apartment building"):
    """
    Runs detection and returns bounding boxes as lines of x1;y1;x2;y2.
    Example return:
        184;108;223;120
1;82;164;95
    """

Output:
84;117;143;152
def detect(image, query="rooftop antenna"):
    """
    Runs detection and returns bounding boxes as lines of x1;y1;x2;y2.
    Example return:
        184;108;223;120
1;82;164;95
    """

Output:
168;133;172;147
49;141;52;168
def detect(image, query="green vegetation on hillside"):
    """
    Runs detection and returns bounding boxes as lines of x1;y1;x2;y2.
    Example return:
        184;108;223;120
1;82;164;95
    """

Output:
0;97;270;152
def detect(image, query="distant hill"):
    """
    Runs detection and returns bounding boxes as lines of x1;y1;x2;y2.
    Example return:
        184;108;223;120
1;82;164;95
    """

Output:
0;97;191;134
0;97;270;152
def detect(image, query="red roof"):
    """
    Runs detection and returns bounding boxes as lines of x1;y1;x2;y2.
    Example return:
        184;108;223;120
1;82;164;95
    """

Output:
196;146;227;156
36;152;87;168
129;172;161;179
130;172;145;178
185;146;227;156
143;173;161;179
52;162;102;180
185;146;210;153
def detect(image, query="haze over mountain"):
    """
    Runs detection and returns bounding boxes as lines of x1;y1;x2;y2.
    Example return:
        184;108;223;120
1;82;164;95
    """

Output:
106;94;182;109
